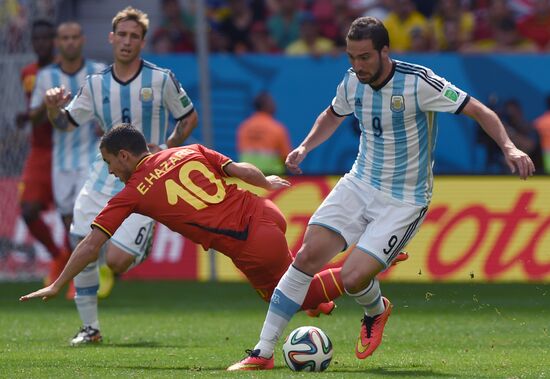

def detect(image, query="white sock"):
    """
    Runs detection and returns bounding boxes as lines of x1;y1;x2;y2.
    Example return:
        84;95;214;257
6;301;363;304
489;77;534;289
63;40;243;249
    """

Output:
254;265;313;358
73;260;100;329
346;278;385;317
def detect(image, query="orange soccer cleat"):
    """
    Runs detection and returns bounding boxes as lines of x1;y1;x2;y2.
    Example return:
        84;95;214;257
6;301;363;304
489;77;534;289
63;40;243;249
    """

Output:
391;251;409;266
227;349;274;371
65;280;75;300
305;301;336;317
355;296;393;359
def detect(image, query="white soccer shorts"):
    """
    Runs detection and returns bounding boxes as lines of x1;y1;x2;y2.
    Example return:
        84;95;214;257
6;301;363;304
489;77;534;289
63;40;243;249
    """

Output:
309;173;428;268
52;168;89;216
71;181;154;261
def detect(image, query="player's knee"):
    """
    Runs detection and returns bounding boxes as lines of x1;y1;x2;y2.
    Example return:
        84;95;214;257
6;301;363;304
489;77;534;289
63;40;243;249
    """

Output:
341;266;375;293
106;254;133;274
293;248;321;275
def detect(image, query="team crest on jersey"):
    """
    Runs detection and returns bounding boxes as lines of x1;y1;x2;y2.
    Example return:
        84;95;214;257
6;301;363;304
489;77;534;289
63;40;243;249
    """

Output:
139;87;154;102
390;95;405;112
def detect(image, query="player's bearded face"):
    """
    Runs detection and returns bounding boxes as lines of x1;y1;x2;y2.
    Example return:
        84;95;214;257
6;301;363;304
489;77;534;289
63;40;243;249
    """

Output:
56;24;84;62
347;39;386;85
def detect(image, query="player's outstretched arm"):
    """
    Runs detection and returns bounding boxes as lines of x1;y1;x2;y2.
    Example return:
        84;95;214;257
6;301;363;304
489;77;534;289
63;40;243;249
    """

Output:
224;162;290;191
286;106;345;174
19;228;108;302
461;97;535;179
44;86;76;131
166;110;198;148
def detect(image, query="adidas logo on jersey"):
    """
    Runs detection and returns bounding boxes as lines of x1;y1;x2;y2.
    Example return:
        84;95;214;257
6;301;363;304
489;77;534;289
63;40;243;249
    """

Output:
103;96;109;104
355;98;362;106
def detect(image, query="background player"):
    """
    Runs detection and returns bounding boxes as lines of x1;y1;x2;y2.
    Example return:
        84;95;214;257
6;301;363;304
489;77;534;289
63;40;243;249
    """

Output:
20;124;345;333
31;21;105;252
42;7;198;345
17;19;69;286
228;16;535;371
31;21;105;298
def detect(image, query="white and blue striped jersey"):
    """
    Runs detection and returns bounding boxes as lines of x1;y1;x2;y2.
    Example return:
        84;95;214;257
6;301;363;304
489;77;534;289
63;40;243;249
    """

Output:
31;59;105;172
65;60;195;196
331;60;469;206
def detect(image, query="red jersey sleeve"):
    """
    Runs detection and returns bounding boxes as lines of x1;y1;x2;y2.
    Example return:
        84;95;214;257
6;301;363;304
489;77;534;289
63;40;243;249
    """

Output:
91;187;139;237
195;144;233;177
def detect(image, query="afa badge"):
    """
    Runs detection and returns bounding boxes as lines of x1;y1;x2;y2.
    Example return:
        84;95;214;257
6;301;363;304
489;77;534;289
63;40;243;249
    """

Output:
140;87;154;102
390;95;405;112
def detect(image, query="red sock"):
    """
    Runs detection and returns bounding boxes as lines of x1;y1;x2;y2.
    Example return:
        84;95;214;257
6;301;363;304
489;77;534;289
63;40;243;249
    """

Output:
302;267;344;310
26;218;61;258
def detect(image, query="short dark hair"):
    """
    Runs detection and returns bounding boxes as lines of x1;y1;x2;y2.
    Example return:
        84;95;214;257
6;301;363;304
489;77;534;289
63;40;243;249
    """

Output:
253;91;270;111
100;124;148;155
31;19;55;37
347;17;390;51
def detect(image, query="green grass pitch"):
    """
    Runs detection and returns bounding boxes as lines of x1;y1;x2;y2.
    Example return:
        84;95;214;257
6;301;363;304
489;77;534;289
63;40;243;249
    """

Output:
1;281;549;378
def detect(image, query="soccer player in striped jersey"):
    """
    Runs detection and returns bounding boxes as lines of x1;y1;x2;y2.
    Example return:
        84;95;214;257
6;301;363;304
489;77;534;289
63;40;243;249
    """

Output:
42;7;198;345
31;22;104;274
229;16;535;370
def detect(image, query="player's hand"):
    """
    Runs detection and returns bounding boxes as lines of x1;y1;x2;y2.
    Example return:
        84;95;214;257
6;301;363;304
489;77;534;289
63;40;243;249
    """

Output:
19;284;60;302
44;86;72;110
286;146;308;175
503;146;535;180
265;175;291;190
147;143;161;153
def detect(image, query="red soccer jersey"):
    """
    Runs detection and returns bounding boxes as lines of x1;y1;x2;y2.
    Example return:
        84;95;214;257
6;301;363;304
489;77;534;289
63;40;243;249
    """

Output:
93;144;264;255
21;62;53;149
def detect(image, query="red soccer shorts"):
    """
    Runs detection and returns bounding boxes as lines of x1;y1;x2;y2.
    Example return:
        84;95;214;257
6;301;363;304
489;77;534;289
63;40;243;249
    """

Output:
19;147;53;206
233;199;293;302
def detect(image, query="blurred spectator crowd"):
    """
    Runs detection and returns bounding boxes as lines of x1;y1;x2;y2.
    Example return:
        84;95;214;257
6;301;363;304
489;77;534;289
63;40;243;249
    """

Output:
151;0;550;55
2;0;550;55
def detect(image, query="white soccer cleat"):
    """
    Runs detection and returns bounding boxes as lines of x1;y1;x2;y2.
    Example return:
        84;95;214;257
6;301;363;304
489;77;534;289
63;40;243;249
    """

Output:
70;326;103;346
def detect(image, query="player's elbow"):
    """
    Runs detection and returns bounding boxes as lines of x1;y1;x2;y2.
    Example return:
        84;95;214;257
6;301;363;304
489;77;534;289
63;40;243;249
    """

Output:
80;243;101;263
189;110;198;127
77;236;102;263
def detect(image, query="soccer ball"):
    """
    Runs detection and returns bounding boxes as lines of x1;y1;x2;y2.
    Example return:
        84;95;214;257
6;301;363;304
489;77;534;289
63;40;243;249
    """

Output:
282;326;333;372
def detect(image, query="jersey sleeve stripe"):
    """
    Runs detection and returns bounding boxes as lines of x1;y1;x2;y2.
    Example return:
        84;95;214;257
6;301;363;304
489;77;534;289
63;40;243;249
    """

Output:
454;94;471;114
395;67;443;92
396;61;446;88
66;110;80;127
329;105;351;117
91;223;113;238
343;71;350;99
175;108;195;121
395;65;444;91
221;159;233;176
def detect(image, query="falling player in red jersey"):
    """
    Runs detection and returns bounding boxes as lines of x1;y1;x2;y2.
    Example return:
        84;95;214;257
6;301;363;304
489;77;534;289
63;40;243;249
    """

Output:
20;124;355;326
